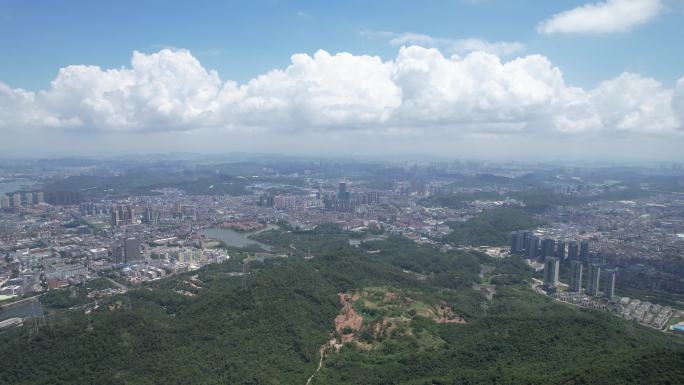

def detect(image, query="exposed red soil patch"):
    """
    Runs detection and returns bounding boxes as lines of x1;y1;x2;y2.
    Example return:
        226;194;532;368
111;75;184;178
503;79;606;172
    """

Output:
334;292;363;343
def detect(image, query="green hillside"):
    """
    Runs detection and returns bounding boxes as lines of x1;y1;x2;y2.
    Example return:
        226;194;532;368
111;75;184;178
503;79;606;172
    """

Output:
444;207;542;246
0;232;682;385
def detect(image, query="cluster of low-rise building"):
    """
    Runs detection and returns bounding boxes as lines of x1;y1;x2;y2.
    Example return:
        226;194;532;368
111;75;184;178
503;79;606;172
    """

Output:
619;298;673;329
0;190;235;299
553;292;609;311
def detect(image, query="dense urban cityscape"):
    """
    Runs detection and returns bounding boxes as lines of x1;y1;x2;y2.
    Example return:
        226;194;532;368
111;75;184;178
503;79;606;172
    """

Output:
2;157;684;336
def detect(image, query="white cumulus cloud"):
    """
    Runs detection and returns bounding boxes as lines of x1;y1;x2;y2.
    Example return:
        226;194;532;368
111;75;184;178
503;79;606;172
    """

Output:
0;47;682;138
538;0;664;35
216;50;401;129
24;49;223;132
591;73;678;133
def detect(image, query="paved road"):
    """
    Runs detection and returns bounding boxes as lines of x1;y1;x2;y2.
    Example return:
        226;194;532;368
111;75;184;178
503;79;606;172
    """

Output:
305;347;326;385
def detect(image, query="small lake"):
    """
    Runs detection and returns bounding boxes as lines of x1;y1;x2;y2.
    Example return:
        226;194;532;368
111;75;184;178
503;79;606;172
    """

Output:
200;227;272;250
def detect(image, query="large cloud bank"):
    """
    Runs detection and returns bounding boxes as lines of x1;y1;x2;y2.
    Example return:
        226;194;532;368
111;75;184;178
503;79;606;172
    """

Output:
1;46;682;137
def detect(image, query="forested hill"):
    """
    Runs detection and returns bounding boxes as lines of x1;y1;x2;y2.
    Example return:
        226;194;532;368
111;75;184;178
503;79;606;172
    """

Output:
444;207;541;246
1;233;683;385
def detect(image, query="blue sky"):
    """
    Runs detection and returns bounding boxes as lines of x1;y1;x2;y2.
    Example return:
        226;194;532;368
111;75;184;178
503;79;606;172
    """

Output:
1;0;682;90
0;0;683;160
